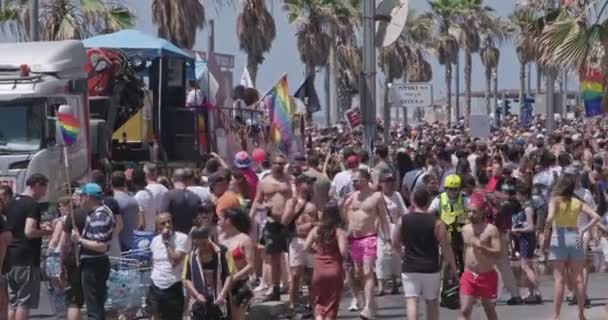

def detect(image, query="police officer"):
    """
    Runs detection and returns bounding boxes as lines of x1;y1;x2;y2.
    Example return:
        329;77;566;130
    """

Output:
428;174;469;309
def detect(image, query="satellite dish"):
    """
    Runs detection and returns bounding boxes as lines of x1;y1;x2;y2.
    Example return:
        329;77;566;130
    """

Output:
375;0;409;47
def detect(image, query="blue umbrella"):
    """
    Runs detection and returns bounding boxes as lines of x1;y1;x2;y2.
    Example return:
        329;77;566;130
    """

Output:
83;29;193;61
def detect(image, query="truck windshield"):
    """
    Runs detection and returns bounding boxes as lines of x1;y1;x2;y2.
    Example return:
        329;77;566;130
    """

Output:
0;99;44;153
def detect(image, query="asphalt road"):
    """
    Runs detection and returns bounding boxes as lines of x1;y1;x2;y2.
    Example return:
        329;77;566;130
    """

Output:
31;272;608;319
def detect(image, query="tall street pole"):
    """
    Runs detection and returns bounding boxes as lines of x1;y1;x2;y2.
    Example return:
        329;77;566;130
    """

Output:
455;57;460;122
362;0;376;153
546;0;556;133
29;0;38;41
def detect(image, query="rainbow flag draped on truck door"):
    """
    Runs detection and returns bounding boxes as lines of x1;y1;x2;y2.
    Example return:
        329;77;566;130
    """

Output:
580;67;604;117
264;75;293;154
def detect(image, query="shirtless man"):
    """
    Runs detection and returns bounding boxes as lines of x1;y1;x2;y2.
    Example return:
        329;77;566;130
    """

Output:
459;193;501;320
251;154;293;301
282;174;318;310
343;169;390;319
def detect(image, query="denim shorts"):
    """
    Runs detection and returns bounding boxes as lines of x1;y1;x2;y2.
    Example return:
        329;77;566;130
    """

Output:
548;227;585;261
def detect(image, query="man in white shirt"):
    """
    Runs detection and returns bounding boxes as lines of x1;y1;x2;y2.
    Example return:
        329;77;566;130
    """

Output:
147;213;190;319
186;80;202;107
143;163;168;216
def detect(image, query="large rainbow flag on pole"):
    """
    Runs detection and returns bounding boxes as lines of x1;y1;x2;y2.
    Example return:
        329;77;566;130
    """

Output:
580;67;604;117
264;75;293;154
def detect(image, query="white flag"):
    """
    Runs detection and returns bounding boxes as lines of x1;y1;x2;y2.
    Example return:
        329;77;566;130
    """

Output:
240;66;254;88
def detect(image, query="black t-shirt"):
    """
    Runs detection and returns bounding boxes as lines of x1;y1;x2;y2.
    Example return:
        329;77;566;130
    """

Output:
161;189;201;234
496;199;521;233
63;207;91;265
103;196;120;216
5;195;42;267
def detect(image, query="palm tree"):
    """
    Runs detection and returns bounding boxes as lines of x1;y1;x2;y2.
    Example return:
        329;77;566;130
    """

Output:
539;3;608;110
152;0;205;49
0;0;134;41
237;0;276;86
457;0;496;125
510;8;537;107
429;0;464;125
401;10;433;82
479;16;512;116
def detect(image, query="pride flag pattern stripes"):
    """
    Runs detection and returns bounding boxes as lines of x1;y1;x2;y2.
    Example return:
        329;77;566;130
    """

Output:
265;75;293;154
57;112;80;146
580;68;604;117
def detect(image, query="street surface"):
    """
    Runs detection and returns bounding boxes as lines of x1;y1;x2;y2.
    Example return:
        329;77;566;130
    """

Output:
31;271;608;319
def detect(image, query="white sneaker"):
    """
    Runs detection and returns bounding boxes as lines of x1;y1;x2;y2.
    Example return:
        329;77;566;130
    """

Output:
348;298;359;311
254;283;269;292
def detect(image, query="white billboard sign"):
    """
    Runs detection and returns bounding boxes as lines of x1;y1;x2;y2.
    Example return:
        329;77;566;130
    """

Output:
391;83;432;108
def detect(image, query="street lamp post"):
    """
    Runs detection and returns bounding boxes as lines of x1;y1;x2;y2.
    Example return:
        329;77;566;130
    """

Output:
29;0;38;41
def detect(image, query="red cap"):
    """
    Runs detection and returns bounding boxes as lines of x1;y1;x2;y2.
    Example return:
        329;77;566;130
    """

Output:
468;192;487;211
346;155;360;168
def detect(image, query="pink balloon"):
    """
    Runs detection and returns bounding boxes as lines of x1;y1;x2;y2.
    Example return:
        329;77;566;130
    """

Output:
252;148;266;163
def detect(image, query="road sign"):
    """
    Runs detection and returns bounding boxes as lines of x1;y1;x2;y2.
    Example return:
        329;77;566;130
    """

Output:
391;83;432;108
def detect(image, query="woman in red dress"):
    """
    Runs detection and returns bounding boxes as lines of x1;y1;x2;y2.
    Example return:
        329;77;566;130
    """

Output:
305;202;348;320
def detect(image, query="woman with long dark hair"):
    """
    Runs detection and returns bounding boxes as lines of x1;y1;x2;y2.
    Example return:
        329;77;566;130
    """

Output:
542;174;600;320
218;208;255;320
305;202;348;320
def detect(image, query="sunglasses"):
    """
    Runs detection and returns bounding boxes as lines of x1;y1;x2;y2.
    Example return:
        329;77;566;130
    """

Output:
273;162;287;166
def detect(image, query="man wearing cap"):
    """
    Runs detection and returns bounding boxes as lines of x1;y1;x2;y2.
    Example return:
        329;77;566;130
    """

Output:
234;151;259;203
70;183;115;320
459;193;501;320
281;174;318;311
161;169;202;234
210;170;241;219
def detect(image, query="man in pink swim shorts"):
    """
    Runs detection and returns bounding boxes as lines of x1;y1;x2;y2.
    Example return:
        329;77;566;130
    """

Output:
343;169;391;319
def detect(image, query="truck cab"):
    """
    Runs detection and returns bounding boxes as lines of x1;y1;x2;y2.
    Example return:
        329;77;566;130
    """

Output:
0;41;91;203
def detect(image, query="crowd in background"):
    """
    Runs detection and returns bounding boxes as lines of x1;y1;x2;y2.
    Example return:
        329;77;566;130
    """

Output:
0;115;606;320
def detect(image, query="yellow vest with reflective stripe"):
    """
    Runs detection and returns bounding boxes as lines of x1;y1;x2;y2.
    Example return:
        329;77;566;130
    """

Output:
439;192;466;228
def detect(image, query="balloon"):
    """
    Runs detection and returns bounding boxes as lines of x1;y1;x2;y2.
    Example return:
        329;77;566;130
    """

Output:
252;148;266;163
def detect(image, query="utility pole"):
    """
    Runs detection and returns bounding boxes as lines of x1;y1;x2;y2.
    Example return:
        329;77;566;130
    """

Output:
362;0;376;153
209;20;215;53
29;0;38;41
455;57;460;122
546;0;556;133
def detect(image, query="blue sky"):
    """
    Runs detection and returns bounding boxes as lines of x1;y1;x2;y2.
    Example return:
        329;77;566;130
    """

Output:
126;0;535;117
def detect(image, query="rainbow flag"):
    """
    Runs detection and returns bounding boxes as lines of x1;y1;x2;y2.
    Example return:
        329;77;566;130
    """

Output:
580;68;604;117
264;75;293;154
57;112;80;146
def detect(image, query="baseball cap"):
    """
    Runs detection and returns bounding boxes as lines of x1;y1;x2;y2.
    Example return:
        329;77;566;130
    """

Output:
81;183;103;198
467;192;487;211
234;151;252;169
346;155;360;168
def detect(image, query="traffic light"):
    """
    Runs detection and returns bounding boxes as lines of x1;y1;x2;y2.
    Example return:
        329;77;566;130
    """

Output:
495;99;502;117
505;99;512;115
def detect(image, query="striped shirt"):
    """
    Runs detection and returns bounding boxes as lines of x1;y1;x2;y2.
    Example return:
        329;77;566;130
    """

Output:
80;204;114;259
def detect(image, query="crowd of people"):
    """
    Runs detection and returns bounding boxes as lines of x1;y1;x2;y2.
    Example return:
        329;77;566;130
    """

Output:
0;115;607;320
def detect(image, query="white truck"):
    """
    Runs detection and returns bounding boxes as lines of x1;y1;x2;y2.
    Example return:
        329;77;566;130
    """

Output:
0;40;106;203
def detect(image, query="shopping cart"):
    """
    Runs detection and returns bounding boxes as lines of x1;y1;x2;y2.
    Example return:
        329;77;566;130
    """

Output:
105;248;152;319
46;248;153;320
